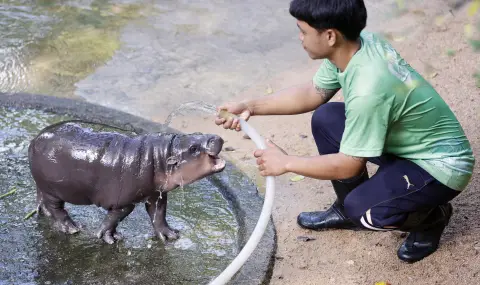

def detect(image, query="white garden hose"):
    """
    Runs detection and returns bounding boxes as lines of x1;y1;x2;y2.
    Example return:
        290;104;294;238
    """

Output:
209;111;276;285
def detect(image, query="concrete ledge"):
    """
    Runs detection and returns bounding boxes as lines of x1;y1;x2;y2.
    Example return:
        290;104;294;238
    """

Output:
0;92;276;285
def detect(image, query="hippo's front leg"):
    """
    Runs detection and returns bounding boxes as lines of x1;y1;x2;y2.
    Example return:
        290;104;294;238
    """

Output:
96;204;135;244
145;192;179;242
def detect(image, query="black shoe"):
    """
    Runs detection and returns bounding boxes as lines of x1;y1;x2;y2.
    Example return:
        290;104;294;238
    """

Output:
397;203;453;263
297;170;369;230
297;201;358;230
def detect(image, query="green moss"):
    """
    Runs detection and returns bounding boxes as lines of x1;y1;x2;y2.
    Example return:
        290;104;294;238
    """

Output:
469;39;480;51
24;2;144;96
33;28;119;78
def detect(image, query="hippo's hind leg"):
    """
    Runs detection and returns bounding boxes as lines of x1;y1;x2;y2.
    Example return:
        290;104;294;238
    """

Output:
145;193;179;242
96;204;135;244
36;186;51;217
40;191;80;235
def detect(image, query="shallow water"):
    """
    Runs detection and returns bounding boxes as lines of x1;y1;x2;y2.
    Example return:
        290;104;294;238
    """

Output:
0;107;238;285
0;0;146;97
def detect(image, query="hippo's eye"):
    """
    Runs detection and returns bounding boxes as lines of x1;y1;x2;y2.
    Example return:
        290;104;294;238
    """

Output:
189;145;200;154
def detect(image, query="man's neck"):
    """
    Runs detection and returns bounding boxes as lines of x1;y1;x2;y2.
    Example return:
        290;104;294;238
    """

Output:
328;38;362;72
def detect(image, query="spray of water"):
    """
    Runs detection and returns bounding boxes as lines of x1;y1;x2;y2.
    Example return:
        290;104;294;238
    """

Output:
179;175;185;213
152;163;171;224
162;100;222;216
164;101;218;127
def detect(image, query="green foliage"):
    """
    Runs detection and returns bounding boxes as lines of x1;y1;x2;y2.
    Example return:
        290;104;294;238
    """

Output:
469;39;480;51
474;71;480;88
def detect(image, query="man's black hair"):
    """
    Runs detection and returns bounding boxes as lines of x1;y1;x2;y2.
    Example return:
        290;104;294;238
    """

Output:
289;0;367;41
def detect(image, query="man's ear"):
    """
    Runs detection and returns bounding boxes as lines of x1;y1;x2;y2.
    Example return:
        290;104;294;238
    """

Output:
326;29;337;47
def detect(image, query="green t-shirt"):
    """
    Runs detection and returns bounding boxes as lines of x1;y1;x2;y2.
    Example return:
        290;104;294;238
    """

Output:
313;30;475;191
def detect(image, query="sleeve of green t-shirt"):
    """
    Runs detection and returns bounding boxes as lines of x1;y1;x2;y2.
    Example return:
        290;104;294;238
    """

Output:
340;94;391;158
312;59;341;90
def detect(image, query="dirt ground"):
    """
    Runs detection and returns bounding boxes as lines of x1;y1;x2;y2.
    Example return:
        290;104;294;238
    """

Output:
162;2;480;285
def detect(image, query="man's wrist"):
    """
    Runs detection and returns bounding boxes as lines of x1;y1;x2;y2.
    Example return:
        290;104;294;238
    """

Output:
284;155;299;173
243;100;256;116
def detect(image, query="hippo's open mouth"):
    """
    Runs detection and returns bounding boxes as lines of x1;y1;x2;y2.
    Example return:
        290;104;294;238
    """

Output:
209;154;226;172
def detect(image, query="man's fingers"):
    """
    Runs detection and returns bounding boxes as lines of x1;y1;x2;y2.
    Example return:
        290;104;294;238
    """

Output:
253;149;263;157
215;118;226;125
223;117;233;129
230;118;239;130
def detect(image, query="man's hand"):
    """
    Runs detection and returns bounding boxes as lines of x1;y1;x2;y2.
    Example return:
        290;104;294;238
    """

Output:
215;102;252;132
254;139;290;176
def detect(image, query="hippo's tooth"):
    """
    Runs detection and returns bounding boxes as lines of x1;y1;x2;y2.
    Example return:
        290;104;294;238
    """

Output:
212;157;226;171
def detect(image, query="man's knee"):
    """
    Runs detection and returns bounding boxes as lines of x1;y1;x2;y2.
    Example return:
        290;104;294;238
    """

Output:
311;102;345;155
311;102;344;130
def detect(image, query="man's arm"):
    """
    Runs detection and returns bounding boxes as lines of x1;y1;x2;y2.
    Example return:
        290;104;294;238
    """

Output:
314;84;339;104
285;152;367;180
281;93;390;180
244;81;340;116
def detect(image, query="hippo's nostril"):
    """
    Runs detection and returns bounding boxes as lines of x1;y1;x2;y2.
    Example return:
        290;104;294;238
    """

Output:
208;136;223;146
206;136;224;155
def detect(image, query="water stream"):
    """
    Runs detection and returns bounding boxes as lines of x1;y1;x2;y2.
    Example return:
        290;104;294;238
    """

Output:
163;101;218;128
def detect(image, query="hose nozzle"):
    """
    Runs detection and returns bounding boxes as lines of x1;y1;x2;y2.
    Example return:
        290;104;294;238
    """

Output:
217;109;238;120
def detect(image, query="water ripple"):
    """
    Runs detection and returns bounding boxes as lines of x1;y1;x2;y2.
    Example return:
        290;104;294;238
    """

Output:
0;2;56;94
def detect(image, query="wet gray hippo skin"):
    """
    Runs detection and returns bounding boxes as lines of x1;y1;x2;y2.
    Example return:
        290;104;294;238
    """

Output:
28;121;226;244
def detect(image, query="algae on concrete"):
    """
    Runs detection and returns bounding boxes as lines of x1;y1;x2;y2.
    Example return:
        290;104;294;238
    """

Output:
27;2;144;97
1;1;146;97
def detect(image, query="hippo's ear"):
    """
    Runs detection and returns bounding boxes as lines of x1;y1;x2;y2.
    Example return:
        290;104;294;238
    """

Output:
166;156;179;166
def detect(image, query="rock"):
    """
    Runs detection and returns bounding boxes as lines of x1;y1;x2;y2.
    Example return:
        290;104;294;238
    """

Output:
224;146;235;151
297;235;316;242
346;260;355;265
473;241;480;251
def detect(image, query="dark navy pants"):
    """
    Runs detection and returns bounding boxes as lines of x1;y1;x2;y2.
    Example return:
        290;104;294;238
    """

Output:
311;102;460;231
